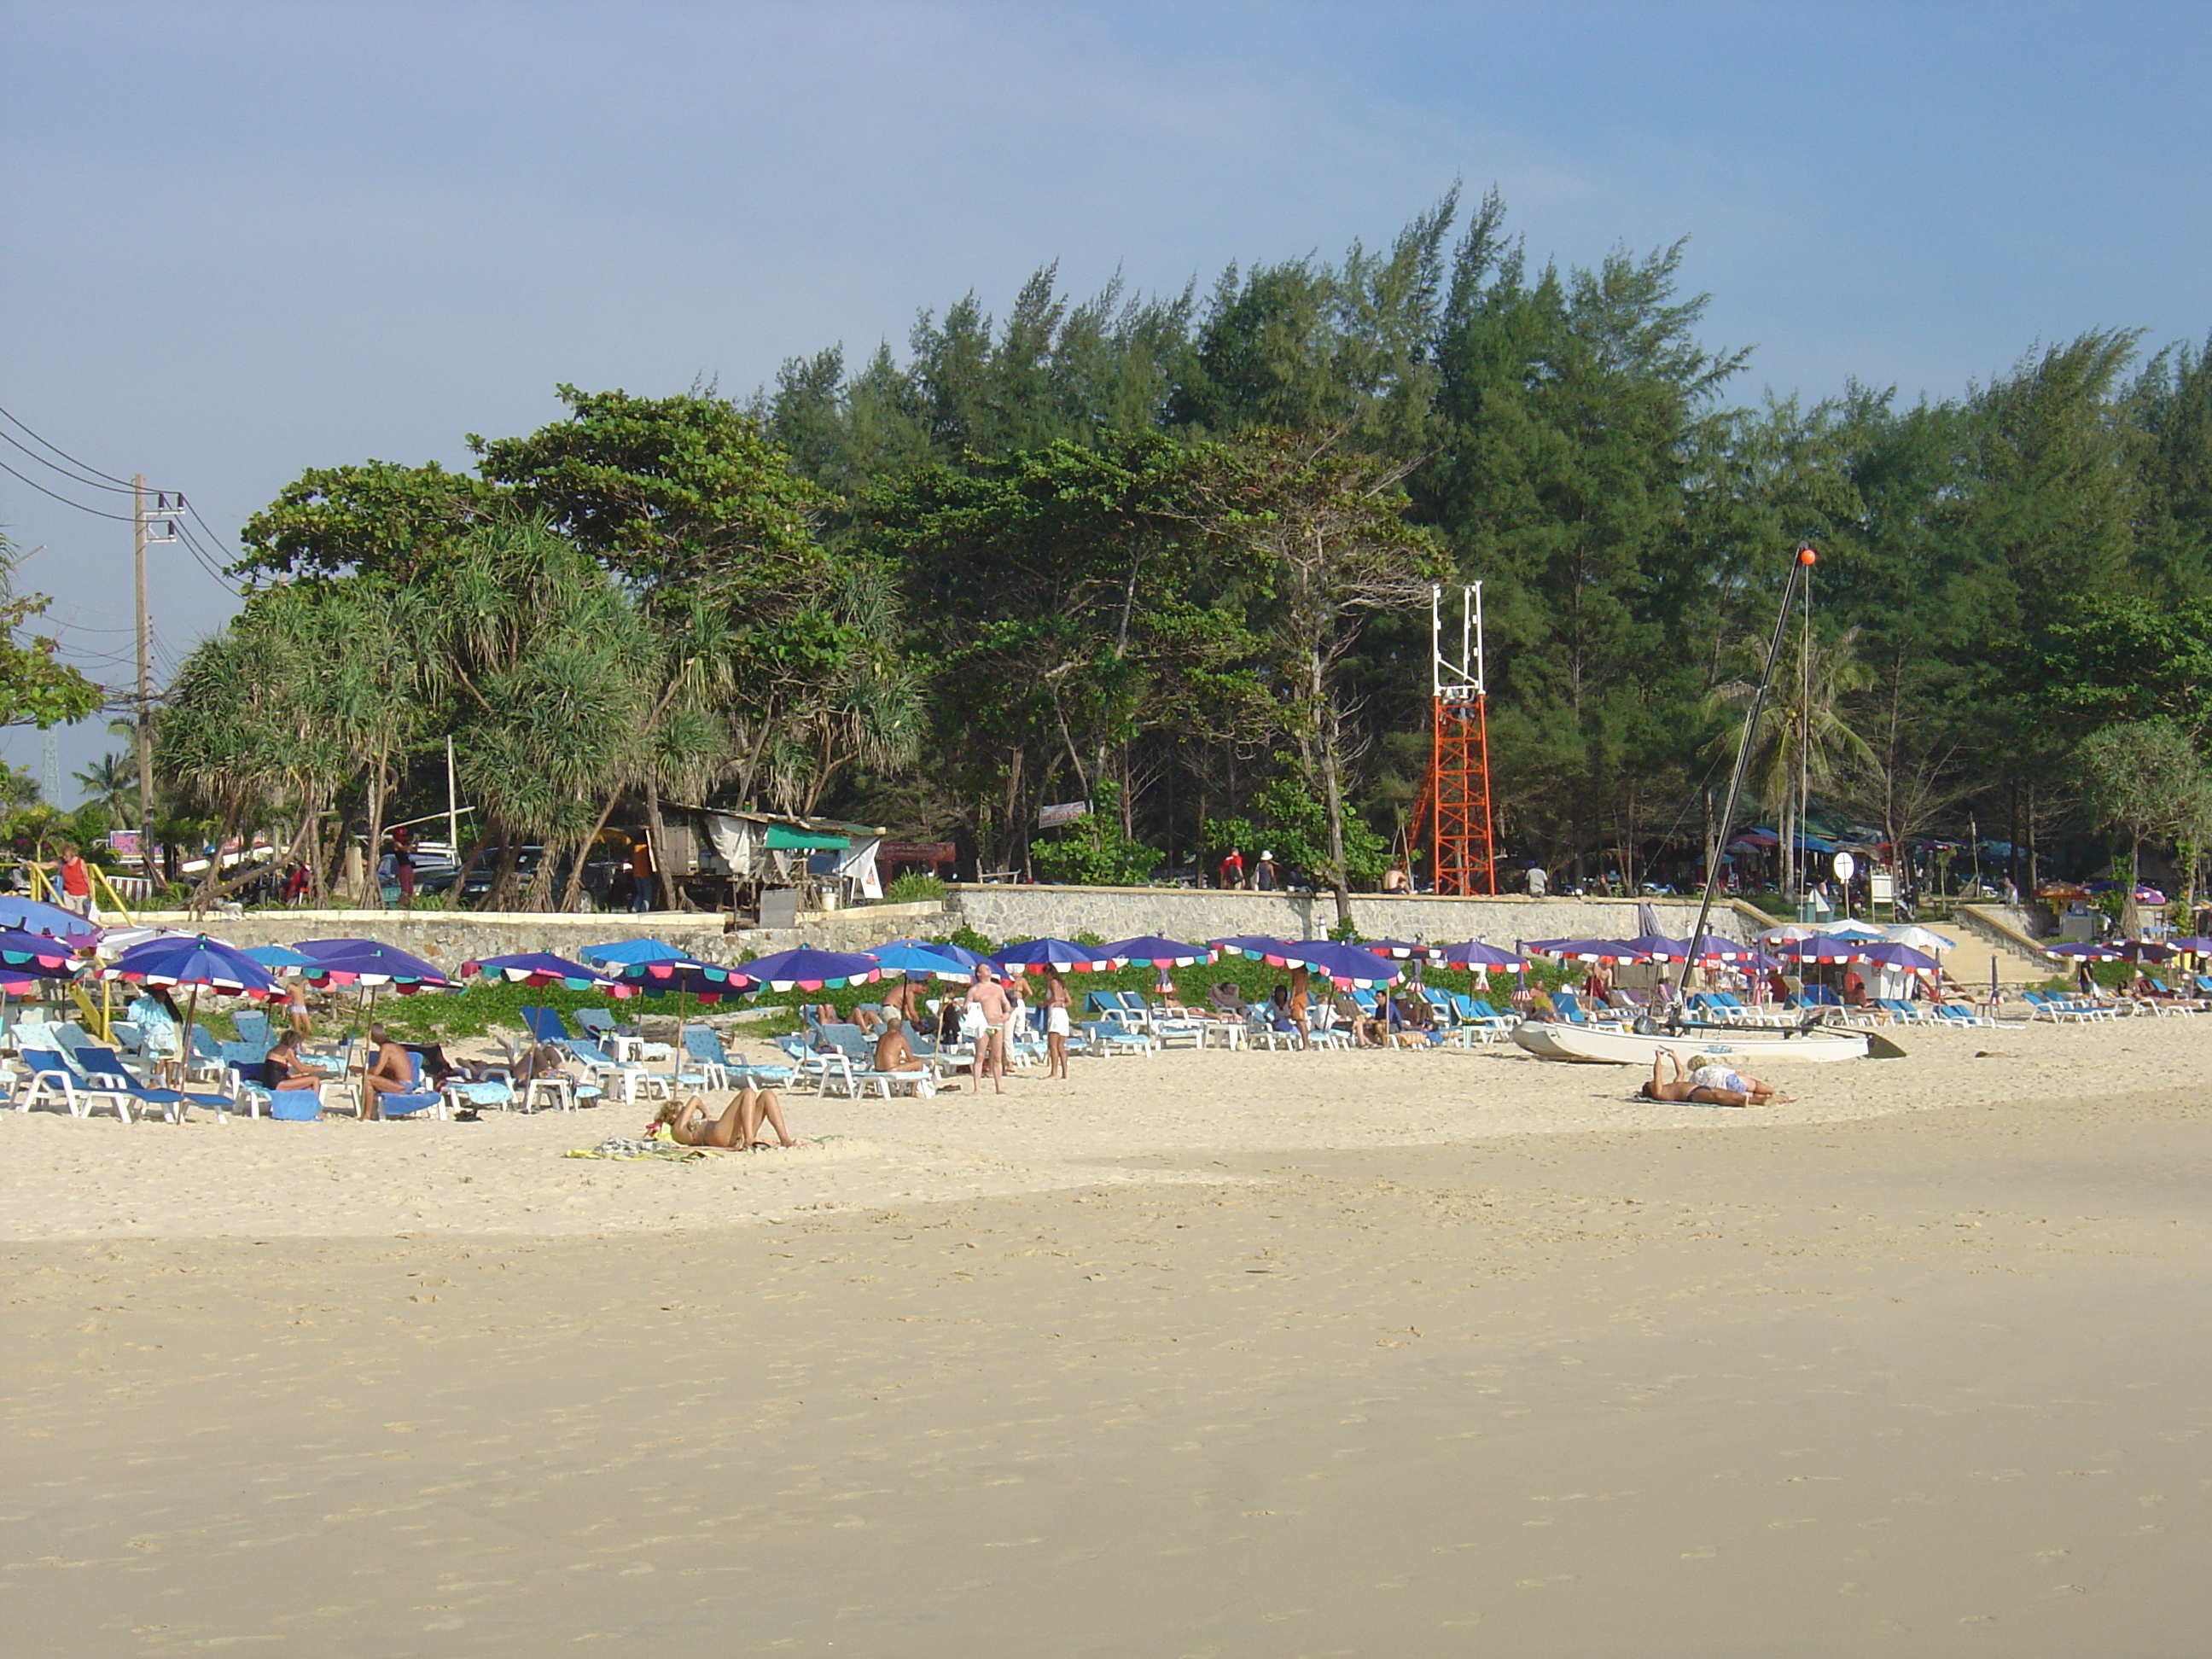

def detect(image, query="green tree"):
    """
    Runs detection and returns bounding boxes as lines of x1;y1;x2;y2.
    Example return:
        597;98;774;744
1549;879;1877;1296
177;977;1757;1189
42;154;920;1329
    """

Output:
2076;721;2212;924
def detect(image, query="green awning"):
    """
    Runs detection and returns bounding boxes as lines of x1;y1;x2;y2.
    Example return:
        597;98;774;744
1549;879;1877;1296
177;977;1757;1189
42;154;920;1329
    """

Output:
765;825;849;852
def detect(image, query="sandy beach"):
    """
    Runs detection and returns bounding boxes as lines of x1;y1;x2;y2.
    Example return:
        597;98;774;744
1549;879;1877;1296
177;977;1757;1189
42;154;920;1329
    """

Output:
5;1022;2209;1654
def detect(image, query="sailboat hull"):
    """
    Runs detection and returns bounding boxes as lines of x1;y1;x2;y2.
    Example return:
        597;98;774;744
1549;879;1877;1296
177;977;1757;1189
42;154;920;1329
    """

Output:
1511;1020;1869;1064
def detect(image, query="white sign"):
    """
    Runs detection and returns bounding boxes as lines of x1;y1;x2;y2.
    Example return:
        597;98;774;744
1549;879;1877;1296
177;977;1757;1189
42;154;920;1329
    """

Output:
1870;872;1895;903
1832;852;1857;882
1037;800;1091;830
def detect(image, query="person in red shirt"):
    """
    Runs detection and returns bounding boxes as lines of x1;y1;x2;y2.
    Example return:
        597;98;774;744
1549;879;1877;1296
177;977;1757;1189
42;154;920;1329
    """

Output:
1217;848;1245;889
56;844;91;917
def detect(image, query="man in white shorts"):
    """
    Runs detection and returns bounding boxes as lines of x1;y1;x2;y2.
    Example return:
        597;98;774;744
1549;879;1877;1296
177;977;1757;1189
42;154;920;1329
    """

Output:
963;964;1012;1095
1040;966;1073;1080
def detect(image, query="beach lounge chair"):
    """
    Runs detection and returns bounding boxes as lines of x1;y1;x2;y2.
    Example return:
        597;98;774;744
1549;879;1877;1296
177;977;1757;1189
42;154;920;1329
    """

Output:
375;1050;448;1119
559;1036;672;1105
233;1009;274;1049
70;1045;236;1124
576;1006;671;1061
18;1046;136;1121
1086;1019;1158;1057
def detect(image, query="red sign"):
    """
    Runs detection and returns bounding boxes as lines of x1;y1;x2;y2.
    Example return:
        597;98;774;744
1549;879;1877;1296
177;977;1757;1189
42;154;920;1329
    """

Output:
878;841;957;865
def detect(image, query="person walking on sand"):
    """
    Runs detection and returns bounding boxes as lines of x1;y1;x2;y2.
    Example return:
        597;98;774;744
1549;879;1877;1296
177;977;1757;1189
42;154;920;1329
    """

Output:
963;963;1012;1094
1041;966;1072;1079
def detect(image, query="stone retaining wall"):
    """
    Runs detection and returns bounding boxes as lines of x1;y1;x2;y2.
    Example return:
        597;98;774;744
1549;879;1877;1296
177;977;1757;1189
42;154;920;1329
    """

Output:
941;885;1767;946
137;889;1766;967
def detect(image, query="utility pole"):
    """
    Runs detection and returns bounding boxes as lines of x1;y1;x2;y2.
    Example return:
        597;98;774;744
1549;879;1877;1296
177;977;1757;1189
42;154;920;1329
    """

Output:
133;474;152;832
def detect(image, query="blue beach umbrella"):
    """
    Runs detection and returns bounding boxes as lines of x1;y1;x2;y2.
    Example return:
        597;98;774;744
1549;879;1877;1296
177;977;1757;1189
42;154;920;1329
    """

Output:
876;935;989;970
987;937;1126;975
1433;940;1526;969
101;933;280;1065
610;956;750;1005
1209;935;1294;961
729;948;882;992
1097;935;1216;969
577;938;690;969
0;894;101;943
461;952;633;995
293;938;457;992
1359;939;1434;960
243;944;315;974
0;926;86;995
1267;940;1402;989
870;941;975;981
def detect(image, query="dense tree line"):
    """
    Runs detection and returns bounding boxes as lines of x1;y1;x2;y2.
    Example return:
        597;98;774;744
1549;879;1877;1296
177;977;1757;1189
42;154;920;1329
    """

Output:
149;189;2212;910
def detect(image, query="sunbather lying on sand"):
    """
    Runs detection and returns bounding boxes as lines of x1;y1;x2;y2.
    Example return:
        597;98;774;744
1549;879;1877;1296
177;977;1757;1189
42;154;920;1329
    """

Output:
1639;1049;1788;1107
652;1088;798;1149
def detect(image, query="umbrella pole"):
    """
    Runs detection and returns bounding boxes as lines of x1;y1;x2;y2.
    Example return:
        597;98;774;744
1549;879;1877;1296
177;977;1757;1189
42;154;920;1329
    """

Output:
181;985;201;1091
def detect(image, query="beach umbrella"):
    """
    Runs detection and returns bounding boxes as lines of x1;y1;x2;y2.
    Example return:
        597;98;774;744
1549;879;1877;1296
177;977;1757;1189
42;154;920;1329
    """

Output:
460;952;633;994
869;940;977;981
1858;941;1938;971
614;956;753;1004
987;937;1126;975
1770;935;1871;963
1623;932;1690;960
1529;938;1647;963
0;894;100;943
2163;935;2212;954
0;926;86;996
293;939;457;992
1881;924;1957;953
1821;920;1888;940
1264;940;1402;989
731;947;882;992
101;933;279;1069
877;935;989;970
1434;940;1526;969
243;944;316;974
1097;935;1216;969
576;937;690;969
1359;939;1434;960
2045;941;2125;961
1210;934;1294;960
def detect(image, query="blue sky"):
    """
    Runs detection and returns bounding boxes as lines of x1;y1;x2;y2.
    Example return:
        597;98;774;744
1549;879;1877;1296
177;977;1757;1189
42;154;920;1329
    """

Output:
3;0;2208;799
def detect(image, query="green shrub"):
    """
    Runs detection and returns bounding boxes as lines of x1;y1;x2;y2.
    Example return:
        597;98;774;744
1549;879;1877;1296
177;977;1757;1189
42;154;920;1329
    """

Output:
884;872;946;905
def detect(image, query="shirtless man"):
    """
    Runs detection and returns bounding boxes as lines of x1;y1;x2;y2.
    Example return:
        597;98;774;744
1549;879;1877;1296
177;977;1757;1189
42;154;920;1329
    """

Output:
359;1026;414;1120
963;964;1012;1095
879;976;920;1027
1639;1048;1786;1107
654;1087;795;1148
1040;967;1072;1079
872;1019;951;1092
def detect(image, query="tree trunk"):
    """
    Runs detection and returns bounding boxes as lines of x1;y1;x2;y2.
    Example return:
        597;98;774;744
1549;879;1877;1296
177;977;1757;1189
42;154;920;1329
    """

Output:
562;784;628;911
362;751;391;912
644;776;676;910
1319;701;1353;933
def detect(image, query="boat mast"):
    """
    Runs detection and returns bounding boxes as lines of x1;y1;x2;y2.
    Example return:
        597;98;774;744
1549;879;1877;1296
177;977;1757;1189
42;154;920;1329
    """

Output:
1676;546;1818;1007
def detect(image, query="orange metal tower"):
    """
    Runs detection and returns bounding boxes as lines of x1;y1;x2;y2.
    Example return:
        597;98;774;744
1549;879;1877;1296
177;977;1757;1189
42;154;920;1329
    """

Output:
1426;583;1497;895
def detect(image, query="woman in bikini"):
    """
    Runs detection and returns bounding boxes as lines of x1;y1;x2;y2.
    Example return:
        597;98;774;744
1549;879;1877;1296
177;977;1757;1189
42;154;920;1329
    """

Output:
652;1086;797;1149
1639;1048;1787;1107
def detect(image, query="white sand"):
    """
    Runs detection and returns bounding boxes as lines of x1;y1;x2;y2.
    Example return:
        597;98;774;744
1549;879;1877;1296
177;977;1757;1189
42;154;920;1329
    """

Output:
0;1016;2181;1240
6;1017;2209;1656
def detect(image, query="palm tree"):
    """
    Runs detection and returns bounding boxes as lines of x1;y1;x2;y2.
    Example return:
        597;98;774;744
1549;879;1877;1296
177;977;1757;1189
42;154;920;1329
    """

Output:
1707;625;1875;896
73;751;137;823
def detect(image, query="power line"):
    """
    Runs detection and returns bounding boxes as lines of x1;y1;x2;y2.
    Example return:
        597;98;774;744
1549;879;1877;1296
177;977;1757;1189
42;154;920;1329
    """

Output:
0;426;140;495
0;400;139;490
0;457;143;522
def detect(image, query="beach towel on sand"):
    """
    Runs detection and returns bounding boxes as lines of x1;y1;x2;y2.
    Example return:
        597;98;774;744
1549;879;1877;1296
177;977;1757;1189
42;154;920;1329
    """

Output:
567;1137;725;1161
